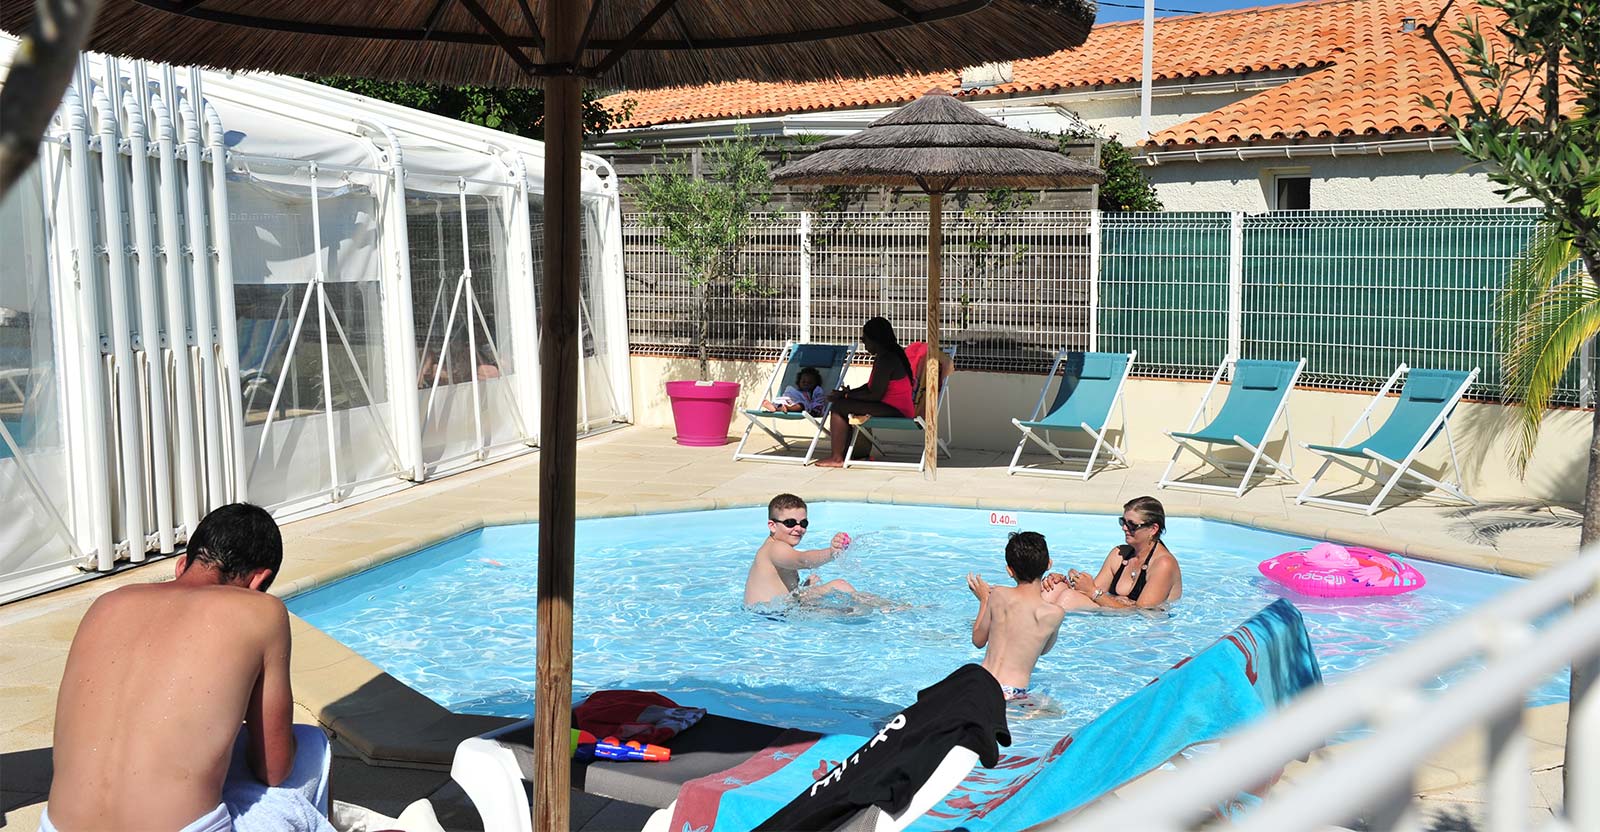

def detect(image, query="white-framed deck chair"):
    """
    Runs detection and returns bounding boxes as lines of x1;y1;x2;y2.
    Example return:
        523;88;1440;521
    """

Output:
732;341;858;465
843;344;957;472
1008;350;1137;480
1159;356;1306;497
1296;365;1480;515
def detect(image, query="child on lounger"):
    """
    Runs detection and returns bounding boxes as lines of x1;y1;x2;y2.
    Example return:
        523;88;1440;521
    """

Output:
744;493;859;607
761;366;827;417
966;531;1092;704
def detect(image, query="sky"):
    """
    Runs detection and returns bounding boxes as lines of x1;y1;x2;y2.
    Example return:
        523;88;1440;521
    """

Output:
1093;0;1309;23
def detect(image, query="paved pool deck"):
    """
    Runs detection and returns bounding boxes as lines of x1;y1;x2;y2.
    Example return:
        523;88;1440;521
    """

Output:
1;426;1581;830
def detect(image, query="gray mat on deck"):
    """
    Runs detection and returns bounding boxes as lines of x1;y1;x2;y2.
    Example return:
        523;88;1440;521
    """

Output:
557;714;790;809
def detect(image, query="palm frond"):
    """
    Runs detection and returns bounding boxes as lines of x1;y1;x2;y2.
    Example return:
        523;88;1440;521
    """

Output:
1499;202;1599;473
1448;500;1583;546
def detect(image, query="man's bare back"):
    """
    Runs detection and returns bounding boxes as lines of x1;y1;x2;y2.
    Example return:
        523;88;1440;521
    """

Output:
46;504;298;832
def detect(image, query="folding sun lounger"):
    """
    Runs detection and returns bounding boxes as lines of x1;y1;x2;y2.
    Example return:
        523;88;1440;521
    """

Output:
1008;350;1136;480
733;341;858;466
1160;356;1306;497
843;344;957;472
1296;365;1480;515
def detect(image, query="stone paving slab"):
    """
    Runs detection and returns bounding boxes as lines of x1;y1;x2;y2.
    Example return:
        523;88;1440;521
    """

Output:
0;425;1581;830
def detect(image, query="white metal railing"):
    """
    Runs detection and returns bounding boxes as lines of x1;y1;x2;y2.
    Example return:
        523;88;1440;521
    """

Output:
1049;544;1600;832
624;209;1594;406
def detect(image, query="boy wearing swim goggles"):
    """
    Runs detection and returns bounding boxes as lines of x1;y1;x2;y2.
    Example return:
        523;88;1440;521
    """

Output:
743;493;857;607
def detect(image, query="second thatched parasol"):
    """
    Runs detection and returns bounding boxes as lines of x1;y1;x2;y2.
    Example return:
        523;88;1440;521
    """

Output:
773;88;1106;476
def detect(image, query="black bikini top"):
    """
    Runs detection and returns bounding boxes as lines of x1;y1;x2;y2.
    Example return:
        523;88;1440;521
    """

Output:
1110;544;1154;600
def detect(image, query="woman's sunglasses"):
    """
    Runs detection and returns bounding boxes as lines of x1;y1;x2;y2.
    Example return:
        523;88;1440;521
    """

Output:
770;518;810;529
1119;517;1157;532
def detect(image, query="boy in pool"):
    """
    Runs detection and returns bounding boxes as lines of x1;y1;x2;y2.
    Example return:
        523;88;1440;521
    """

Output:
966;531;1093;703
744;493;859;606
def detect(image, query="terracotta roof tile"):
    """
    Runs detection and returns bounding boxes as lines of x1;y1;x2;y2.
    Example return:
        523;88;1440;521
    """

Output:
598;0;1571;148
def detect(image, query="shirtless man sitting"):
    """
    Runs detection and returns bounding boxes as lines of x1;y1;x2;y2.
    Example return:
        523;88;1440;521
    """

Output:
44;503;328;832
966;531;1086;703
743;493;857;607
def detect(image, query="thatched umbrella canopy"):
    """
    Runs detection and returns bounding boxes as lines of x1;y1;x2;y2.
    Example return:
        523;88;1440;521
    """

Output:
0;3;1098;829
773;88;1106;476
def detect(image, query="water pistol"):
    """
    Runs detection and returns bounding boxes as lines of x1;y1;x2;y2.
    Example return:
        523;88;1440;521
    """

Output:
570;729;671;762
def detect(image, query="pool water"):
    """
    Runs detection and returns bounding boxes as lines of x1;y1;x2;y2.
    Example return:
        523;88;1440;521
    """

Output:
288;503;1568;756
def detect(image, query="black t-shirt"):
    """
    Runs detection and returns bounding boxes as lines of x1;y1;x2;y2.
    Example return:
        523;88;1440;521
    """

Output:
755;664;1011;831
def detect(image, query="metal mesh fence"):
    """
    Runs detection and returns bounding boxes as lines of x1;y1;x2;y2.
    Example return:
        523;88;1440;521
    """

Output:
623;208;1590;405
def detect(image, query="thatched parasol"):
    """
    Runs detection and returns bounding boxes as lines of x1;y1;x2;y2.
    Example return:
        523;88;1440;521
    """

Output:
773;87;1106;476
0;2;1098;828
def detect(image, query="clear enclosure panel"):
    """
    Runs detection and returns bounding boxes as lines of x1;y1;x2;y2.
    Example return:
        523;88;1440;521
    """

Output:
229;170;397;509
530;194;624;434
407;188;524;469
0;165;76;583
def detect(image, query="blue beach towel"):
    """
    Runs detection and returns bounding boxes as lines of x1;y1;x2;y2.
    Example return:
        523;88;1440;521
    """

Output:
668;731;871;832
909;599;1322;830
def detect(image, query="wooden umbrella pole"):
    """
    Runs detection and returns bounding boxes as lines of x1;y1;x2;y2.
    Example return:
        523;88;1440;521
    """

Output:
533;2;583;829
923;192;942;478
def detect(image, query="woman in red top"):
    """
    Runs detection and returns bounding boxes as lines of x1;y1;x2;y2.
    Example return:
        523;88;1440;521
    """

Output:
816;317;916;468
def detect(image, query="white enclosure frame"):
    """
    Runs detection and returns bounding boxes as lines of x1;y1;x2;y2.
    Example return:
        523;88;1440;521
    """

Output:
0;37;631;603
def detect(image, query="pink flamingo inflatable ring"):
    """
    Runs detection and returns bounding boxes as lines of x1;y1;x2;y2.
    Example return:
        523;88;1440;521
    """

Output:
1258;542;1426;598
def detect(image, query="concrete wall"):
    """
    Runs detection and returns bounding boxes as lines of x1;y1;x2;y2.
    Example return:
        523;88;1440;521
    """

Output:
630;354;1587;506
1140;152;1516;212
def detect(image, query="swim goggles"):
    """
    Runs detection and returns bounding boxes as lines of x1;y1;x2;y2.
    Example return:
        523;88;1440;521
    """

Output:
770;518;810;528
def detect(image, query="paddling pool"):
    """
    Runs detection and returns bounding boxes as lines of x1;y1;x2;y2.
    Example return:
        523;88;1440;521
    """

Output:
287;503;1569;756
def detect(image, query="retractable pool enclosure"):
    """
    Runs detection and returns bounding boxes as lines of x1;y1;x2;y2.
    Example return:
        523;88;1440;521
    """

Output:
0;37;631;603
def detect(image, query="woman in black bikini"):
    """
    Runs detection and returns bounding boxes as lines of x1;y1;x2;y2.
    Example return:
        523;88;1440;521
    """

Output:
1057;496;1182;609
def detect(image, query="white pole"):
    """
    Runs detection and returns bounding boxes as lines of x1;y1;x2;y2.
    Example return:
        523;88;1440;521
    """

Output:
309;167;342;501
64;87;117;571
125;87;175;555
95;84;151;562
180;92;225;510
1088;210;1101;352
206;103;249;503
1140;0;1155;143
358;118;426;481
457;181;485;459
1227;210;1244;363
799;210;812;343
151;90;202;535
505;154;542;447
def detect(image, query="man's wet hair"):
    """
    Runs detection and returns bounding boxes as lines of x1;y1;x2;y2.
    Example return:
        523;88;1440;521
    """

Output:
768;493;806;518
185;503;283;590
1005;531;1050;583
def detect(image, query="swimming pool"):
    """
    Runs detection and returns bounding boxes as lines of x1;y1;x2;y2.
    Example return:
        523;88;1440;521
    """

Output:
287;503;1568;756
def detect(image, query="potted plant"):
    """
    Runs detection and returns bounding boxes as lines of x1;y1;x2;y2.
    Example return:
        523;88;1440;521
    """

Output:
635;127;777;446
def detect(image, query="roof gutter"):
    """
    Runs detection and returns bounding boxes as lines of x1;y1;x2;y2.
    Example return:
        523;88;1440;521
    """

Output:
1136;135;1460;165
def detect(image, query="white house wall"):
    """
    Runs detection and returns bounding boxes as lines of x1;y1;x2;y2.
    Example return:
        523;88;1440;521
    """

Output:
1141;151;1514;212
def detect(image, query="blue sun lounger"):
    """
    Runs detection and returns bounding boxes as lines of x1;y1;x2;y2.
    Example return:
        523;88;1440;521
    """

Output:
1296;365;1480;515
733;341;858;465
1160;356;1306;497
1008;350;1136;480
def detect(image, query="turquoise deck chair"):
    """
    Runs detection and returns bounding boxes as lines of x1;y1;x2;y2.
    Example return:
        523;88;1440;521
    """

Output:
1160;356;1305;497
732;341;857;465
1008;350;1136;480
1297;365;1479;515
843;344;957;473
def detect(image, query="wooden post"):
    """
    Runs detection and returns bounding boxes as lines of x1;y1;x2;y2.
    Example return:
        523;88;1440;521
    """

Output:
534;0;583;828
923;193;942;478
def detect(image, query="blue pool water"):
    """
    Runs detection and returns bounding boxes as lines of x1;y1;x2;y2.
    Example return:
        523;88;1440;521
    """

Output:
288;503;1568;756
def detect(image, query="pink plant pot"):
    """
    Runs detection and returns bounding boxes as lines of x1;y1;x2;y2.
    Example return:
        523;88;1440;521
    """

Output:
664;380;742;447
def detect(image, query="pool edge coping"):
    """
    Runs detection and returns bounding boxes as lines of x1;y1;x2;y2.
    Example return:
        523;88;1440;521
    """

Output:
280;491;1540;774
